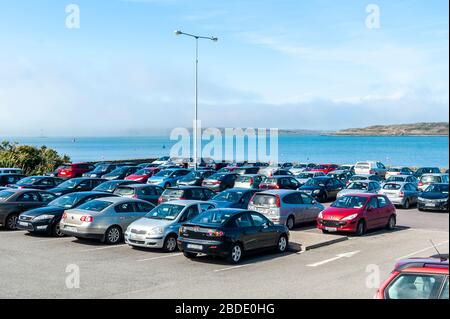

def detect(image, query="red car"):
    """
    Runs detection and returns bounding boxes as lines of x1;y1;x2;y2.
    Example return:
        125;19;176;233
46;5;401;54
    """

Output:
310;164;339;174
375;256;449;299
317;193;396;236
57;163;95;179
125;167;161;183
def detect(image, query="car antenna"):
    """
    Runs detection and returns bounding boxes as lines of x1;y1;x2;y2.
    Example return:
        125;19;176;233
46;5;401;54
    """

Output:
429;239;446;261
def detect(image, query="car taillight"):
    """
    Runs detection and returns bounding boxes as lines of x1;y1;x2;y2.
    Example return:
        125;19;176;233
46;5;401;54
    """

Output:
249;178;254;185
418;182;423;186
179;226;185;234
158;197;163;204
275;195;281;208
62;213;67;219
399;191;404;198
208;229;224;237
179;197;187;200
80;215;93;223
132;194;138;199
369;170;375;174
213;180;221;185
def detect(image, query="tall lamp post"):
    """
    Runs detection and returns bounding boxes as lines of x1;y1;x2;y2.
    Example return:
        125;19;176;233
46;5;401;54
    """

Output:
174;30;218;170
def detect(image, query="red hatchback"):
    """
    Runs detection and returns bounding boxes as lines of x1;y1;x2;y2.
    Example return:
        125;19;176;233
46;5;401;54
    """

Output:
57;163;95;179
125;167;161;183
375;256;449;299
310;164;339;174
317;193;396;236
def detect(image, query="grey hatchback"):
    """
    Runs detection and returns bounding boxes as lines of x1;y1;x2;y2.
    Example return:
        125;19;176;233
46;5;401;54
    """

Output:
113;184;164;205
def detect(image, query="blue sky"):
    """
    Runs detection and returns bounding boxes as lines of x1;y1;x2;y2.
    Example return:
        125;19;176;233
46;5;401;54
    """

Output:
0;0;448;136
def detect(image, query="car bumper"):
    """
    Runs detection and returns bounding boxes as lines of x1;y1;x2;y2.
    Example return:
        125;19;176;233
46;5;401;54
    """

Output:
16;219;53;233
59;223;105;239
386;197;405;205
124;232;165;248
317;218;358;233
418;201;448;211
177;237;230;257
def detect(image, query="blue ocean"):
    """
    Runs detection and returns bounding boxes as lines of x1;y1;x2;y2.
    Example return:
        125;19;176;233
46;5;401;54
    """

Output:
2;135;448;168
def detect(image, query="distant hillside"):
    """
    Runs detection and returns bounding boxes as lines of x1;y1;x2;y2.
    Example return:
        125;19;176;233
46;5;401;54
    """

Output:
333;122;449;136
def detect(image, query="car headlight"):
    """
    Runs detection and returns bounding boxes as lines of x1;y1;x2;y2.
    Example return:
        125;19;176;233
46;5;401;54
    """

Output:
148;226;164;235
437;198;448;202
341;214;358;221
418;197;424;201
34;214;54;221
313;190;321;194
318;211;324;219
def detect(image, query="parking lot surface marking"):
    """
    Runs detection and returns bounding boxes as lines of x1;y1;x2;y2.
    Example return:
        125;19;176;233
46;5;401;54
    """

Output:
80;244;128;252
137;253;182;262
306;250;361;267
396;240;449;260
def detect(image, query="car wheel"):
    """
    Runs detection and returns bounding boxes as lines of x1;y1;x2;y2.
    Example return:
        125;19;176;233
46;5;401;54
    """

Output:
52;222;65;237
163;234;178;252
355;220;366;236
5;214;18;230
386;215;396;230
227;243;243;264
277;235;288;253
183;251;198;259
286;216;295;230
418;207;424;212
322;229;329;234
403;199;410;209
104;226;122;245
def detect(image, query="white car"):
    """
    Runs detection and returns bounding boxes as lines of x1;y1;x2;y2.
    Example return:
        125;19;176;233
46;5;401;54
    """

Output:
152;156;171;166
354;161;387;178
385;166;414;180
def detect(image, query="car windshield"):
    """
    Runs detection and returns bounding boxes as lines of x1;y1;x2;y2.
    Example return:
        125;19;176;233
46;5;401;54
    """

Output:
183;171;206;179
162;189;184;197
251;194;277;206
155;170;174;177
77;200;112;212
57;179;81;189
213;191;244;202
94;181;121;192
191;210;232;225
209;173;225;180
351;176;367;181
421;175;441;183
306;178;327;187
293;164;307;168
263;178;277;184
383;183;401;190
115;187;135;196
109;167;127;175
297;173;314;179
332;196;367;209
347;182;368;190
145;204;184;220
425;184;449;194
134;169;151;176
48;193;82;208
0;190;15;201
385;274;446;299
387;176;406;182
356;163;370;169
16;176;40;185
92;165;109;173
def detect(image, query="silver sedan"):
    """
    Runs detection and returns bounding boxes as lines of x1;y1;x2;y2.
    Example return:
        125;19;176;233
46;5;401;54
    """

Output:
124;200;217;252
60;197;155;244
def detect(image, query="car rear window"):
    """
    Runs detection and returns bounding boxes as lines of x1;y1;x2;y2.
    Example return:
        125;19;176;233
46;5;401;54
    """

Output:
421;175;441;183
383;183;401;190
251;194;277;206
348;182;368;190
236;175;252;182
162;189;184;197
115;187;135;196
77;200;113;212
263;178;277;184
0;190;14;201
191;210;232;225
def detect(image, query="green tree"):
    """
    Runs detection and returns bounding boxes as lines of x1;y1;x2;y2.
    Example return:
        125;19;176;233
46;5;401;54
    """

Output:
0;141;70;175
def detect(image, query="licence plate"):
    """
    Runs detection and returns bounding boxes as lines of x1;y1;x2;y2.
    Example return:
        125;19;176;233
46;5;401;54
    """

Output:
325;227;337;232
130;234;145;241
18;221;29;227
64;226;78;233
425;203;436;207
187;244;203;250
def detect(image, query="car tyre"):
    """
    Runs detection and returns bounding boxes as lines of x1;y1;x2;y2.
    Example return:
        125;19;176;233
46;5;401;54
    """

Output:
403;199;410;209
104;226;122;245
286;216;295;230
163;234;178;252
5;214;18;230
386;215;396;231
183;251;198;259
277;235;288;253
321;229;330;234
355;220;366;236
52;221;65;237
227;243;243;264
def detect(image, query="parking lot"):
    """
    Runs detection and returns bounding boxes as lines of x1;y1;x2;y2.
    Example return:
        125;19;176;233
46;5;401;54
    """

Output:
0;205;448;299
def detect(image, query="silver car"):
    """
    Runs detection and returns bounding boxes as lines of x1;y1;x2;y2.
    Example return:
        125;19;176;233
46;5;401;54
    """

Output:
337;181;381;198
378;182;420;209
60;197;155;244
248;190;325;230
124;200;216;252
234;174;265;189
295;171;326;186
384;174;418;186
418;173;449;191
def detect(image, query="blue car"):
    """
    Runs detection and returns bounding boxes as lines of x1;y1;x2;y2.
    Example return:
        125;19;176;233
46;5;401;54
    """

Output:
147;168;191;188
210;188;261;208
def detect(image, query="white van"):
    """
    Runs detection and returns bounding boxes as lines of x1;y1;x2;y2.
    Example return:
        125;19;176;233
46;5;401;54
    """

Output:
354;161;387;178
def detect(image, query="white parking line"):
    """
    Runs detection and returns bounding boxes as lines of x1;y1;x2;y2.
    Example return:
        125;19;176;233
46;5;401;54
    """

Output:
137;253;182;262
213;264;250;272
0;231;26;235
396;240;449;260
306;251;360;267
80;244;128;252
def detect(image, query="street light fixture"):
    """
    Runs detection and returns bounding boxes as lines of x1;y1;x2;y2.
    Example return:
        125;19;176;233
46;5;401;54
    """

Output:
174;30;218;170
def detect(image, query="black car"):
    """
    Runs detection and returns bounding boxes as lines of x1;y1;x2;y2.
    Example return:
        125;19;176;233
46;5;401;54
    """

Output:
48;178;107;196
178;209;289;264
418;183;449;211
202;173;239;192
327;170;353;183
159;186;216;203
9;176;64;190
210;188;261;208
92;180;138;193
414;167;441;178
102;166;140;180
82;164;119;178
298;177;345;202
272;169;293;176
177;170;216;186
0;189;57;230
0;173;26;187
16;191;116;236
